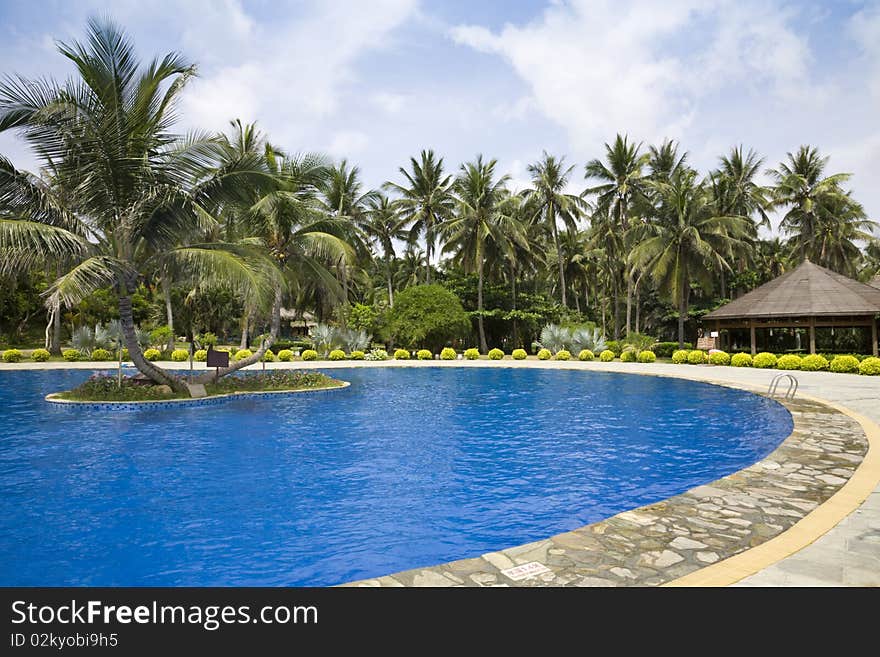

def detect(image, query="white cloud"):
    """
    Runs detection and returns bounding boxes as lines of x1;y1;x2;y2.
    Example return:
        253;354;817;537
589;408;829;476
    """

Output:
327;130;370;157
370;92;408;114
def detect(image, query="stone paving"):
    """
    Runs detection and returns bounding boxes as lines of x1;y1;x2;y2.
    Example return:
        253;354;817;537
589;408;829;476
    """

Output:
346;397;868;587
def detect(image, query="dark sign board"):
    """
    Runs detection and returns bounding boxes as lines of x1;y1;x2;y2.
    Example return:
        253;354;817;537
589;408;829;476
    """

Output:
206;349;229;368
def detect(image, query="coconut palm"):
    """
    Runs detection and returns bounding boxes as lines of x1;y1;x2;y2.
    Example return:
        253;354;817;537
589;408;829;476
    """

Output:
646;139;688;182
631;168;751;347
714;146;771;229
385;150;454;284
0;18;280;391
522;152;583;307
362;194;407;306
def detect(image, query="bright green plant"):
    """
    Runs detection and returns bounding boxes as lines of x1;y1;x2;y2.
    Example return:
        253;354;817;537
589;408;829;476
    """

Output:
488;348;504;360
386;285;470;352
776;354;802;370
829;355;859;373
604;340;622;357
149;325;173;349
171;349;189;362
858;356;880;375
731;353;753;367
638;350;656;363
599;350;614;362
708;350;730;366
31;348;51;362
366;349;388;361
277;349;294;362
91;348;113;361
417;349;433;360
234;349;253;361
464;348;480;360
440;348;457;360
687;350;707;364
512;348;527;360
194;349;208;362
2;348;23;363
800;354;829;371
197;332;218;348
301;349;318;361
329;349;346;361
554;349;571;360
394;349;410;360
262;349;276;362
120;348;129;360
349;350;365;360
62;348;80;362
537;348;552;360
143;348;161;361
620;349;637;362
671;350;690;364
578;349;594;361
753;352;778;369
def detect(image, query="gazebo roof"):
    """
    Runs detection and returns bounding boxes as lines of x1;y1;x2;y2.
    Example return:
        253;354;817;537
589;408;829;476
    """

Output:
704;259;880;320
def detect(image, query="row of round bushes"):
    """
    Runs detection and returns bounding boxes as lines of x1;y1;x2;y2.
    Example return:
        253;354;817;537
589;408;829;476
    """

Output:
671;349;880;375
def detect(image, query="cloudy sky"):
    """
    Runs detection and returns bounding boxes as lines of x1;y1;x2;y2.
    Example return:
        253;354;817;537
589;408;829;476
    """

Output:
1;0;878;229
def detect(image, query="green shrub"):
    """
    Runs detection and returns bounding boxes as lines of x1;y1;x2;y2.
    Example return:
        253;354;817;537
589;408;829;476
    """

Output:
277;349;294;362
488;348;504;360
554;349;571;361
417;349;433;360
858;356;880;375
604;340;622;357
62;348;80;362
776;354;802;370
620;349;637;362
197;332;218;348
731;353;753;367
440;347;457;360
2;348;23;363
578;349;594;361
671;349;690;364
829;355;859;373
328;349;346;360
149;325;173;348
120;348;129;361
349;350;365;360
367;348;388;361
301;349;318;361
708;350;730;366
262;349;276;362
537;348;552;360
800;354;829;371
653;342;693;358
464;348;480;360
91;348;114;361
31;348;51;362
512;348;527;360
599;350;614;362
687;350;707;364
394;348;410;360
386;284;470;352
638;350;656;363
143;348;161;361
171;348;189;362
194;349;208;362
753;352;778;369
234;349;253;361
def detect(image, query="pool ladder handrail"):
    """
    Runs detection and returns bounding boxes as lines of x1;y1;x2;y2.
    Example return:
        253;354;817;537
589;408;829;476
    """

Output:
768;373;798;400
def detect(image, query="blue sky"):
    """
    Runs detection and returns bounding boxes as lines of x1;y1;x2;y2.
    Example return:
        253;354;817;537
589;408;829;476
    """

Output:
1;0;879;229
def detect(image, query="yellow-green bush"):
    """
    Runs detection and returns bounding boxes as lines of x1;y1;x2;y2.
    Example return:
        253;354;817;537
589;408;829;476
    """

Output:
464;348;480;360
858;356;880;375
90;348;113;361
394;348;410;360
301;349;318;361
120;348;129;361
687;350;707;364
620;349;637;362
329;349;346;361
143;348;161;361
262;349;276;362
578;349;594;361
349;350;365;360
731;353;752;367
671;349;690;364
194;349;208;362
440;347;457;360
171;348;189;362
512;348;527;360
776;354;802;370
488;348;504;360
753;352;777;369
31;348;51;362
277;349;294;362
800;354;828;371
417;349;433;360
638;350;656;363
830;355;860;373
708;350;730;366
554;349;571;361
599;350;614;362
234;349;253;361
62;348;80;362
537;348;552;360
2;348;23;363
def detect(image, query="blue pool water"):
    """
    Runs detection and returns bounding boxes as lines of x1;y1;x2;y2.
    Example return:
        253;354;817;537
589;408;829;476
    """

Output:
0;367;792;586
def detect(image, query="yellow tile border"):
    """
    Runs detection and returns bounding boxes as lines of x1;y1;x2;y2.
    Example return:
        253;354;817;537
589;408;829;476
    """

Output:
664;393;880;587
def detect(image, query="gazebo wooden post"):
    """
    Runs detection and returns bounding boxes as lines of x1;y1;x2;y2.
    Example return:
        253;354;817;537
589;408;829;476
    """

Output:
749;320;756;356
872;318;878;357
808;316;816;355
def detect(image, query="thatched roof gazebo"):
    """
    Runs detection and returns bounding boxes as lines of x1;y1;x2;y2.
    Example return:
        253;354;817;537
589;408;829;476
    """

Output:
703;259;880;356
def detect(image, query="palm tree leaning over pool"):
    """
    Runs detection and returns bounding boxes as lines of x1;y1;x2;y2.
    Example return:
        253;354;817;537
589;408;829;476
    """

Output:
385;149;455;285
631;168;751;348
0;18;281;392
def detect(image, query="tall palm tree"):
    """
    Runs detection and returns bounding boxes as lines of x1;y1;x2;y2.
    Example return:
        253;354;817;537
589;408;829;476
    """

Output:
385;150;454;284
443;155;512;352
647;139;688;182
523;152;583;307
631;168;751;347
362;194;406;306
0;18;279;391
715;146;770;229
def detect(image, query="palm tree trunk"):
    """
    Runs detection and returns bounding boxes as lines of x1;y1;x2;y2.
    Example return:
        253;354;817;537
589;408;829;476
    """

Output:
510;260;519;348
425;218;433;285
550;208;567;307
625;269;633;336
119;291;184;392
678;279;690;348
574;289;581;314
634;275;641;334
386;254;394;307
239;308;252;350
162;272;175;352
477;257;488;353
48;299;62;354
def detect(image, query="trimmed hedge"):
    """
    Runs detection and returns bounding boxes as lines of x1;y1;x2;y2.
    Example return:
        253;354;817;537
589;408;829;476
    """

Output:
417;349;433;360
394;349;410;360
859;357;880;375
62;348;80;362
730;353;752;367
687;350;707;364
800;354;828;371
554;349;571;361
440;347;457;360
277;349;294;362
262;349;276;362
830;355;860;373
2;348;23;363
671;349;690;364
620;349;637;362
753;352;777;369
578;349;594;361
170;348;189;362
776;354;802;370
637;350;656;363
653;342;693;358
301;349;318;361
537;348;552;360
31;348;51;362
329;349;346;361
488;348;504;360
604;340;622;357
234;349;253;361
143;348;161;361
349;350;365;360
464;348;480;360
599;350;614;362
194;349;208;362
708;350;730;366
512;348;527;360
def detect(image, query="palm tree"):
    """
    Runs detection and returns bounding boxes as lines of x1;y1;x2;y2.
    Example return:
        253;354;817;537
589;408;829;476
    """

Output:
362;194;406;306
385;150;454;284
0;18;279;391
715;146;770;228
631;168;751;347
443;155;512;352
523;152;583;307
647;139;688;182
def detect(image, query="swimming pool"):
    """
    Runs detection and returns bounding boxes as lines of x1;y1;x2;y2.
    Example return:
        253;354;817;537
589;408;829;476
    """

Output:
0;367;792;586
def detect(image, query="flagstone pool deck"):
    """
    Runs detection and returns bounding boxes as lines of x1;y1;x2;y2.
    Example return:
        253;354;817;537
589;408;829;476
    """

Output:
3;358;878;586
